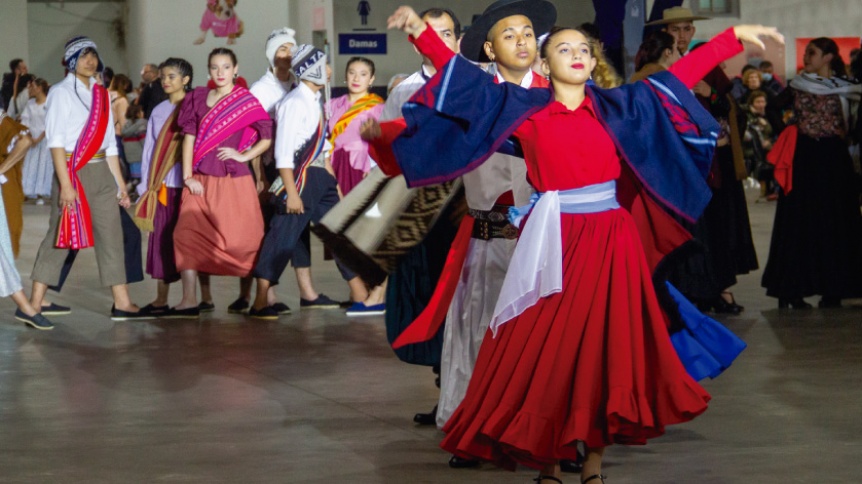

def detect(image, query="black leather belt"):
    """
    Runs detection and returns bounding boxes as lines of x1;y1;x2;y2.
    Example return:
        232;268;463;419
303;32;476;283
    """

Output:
469;205;519;240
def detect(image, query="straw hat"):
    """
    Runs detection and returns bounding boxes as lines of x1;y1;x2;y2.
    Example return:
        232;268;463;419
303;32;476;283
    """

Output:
645;7;709;26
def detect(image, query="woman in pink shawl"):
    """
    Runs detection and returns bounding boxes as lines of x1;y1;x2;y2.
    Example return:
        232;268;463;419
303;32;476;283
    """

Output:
327;57;384;195
172;48;272;316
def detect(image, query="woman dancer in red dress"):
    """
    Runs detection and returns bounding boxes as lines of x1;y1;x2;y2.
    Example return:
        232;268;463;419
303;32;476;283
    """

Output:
387;7;781;483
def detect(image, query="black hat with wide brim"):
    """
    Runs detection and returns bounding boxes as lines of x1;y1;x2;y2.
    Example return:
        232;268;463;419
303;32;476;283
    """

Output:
460;0;558;63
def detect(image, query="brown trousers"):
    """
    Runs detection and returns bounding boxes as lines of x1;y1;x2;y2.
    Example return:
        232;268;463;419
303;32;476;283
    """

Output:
31;161;127;287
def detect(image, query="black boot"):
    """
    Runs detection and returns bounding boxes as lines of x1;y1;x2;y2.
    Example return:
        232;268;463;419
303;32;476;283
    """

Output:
413;404;437;425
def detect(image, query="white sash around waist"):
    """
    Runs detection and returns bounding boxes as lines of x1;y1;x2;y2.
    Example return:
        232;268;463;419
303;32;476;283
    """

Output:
490;181;620;335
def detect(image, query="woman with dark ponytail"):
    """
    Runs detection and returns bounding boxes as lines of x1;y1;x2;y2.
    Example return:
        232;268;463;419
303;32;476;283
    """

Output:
133;57;203;317
761;37;862;309
630;31;679;82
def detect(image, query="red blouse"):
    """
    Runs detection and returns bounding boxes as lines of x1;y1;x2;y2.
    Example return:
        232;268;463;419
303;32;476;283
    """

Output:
514;97;620;191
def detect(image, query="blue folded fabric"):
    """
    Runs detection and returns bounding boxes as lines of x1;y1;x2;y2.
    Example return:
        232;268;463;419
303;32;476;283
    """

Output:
665;281;747;381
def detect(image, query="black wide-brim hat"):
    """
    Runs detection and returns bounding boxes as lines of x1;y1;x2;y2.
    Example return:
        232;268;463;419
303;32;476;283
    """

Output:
460;0;558;63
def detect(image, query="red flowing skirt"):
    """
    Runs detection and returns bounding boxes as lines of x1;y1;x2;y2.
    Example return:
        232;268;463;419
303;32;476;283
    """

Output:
174;174;264;277
440;208;710;471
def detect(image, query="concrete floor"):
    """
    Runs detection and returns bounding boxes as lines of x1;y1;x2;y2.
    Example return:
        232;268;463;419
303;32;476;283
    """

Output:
1;192;860;484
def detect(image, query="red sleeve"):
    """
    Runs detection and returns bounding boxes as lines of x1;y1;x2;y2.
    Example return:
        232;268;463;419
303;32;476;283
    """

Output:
669;28;743;89
409;23;456;71
368;119;406;176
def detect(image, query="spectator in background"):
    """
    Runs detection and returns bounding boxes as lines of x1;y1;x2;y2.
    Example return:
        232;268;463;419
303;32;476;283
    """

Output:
109;73;133;178
20;77;53;203
101;66;114;91
758;60;784;96
6;73;34;120
1;59;28;110
136;63;167;118
121;103;147;189
742;90;778;201
730;64;758;103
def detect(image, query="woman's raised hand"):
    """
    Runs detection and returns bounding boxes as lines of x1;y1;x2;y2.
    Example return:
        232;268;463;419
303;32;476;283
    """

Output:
388;6;426;37
732;25;784;50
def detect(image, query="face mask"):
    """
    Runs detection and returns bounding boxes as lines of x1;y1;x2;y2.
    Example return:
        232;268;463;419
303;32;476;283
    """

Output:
761;73;773;81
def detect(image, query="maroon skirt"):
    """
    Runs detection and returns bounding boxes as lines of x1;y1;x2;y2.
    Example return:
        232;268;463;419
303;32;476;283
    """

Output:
146;187;181;282
332;149;365;195
440;208;711;470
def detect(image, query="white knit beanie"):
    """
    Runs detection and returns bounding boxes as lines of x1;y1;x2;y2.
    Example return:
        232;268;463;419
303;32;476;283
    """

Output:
265;28;297;69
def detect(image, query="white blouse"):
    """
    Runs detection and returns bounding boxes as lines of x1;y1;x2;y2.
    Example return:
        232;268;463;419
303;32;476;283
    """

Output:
20;98;47;138
45;73;118;157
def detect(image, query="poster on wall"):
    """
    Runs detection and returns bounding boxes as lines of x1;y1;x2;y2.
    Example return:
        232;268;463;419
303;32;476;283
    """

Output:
194;0;244;45
795;37;860;74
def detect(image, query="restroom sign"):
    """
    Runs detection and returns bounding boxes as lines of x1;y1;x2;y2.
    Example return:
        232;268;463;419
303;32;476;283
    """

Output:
338;33;387;54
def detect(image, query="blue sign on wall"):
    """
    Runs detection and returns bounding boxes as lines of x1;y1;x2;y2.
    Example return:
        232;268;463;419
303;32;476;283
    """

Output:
338;33;387;55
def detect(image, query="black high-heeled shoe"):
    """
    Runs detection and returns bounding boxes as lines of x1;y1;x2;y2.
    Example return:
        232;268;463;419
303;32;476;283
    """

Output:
720;291;744;312
778;297;812;309
582;474;606;484
711;297;743;314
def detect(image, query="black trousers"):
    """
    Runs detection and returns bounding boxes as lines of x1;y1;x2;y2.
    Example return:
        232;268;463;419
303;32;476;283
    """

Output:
254;167;355;284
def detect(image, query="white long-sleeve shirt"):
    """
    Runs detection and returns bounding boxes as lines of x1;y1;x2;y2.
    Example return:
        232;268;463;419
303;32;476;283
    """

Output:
274;82;324;170
249;70;295;118
45;73;118;157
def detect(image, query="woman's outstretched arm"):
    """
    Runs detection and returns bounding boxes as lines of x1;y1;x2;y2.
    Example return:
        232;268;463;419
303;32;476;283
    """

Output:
669;25;783;89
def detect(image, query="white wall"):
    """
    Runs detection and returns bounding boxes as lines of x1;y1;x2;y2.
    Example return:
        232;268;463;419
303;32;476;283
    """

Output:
26;1;128;84
126;0;292;90
330;0;594;88
0;0;30;87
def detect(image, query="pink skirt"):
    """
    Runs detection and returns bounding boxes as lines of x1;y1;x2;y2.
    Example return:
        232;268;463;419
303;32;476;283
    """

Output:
174;174;263;277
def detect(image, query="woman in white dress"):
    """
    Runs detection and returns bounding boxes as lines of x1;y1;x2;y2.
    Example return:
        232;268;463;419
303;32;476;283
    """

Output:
20;78;52;201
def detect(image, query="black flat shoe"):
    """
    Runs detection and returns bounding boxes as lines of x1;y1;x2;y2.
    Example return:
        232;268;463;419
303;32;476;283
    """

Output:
164;306;200;319
140;303;170;316
778;298;812;309
448;455;480;468
413;404;437;425
110;305;156;321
